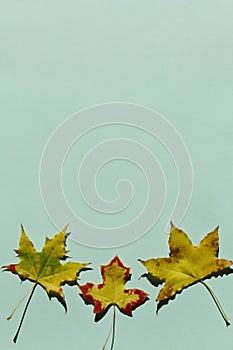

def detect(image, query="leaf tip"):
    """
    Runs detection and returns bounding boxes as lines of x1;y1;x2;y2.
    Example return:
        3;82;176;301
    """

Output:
170;221;175;230
62;224;69;234
138;259;146;268
138;258;145;263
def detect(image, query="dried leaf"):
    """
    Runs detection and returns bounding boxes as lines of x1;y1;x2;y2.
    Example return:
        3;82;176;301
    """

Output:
4;225;89;309
140;224;233;314
79;256;148;321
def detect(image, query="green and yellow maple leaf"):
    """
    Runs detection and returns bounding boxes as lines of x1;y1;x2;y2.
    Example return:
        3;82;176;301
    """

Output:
140;223;233;325
5;225;89;307
4;225;89;342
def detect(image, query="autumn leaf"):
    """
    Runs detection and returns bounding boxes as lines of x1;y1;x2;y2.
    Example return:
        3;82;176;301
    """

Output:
3;225;89;342
139;223;233;325
79;256;148;349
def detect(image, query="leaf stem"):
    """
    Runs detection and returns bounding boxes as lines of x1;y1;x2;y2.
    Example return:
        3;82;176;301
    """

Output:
102;305;116;350
13;283;37;343
110;306;116;350
7;285;35;321
200;280;230;327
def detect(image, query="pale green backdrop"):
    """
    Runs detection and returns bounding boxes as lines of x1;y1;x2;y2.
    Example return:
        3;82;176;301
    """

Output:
1;1;233;349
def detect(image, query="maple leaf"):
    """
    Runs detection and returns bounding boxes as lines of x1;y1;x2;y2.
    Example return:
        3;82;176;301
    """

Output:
3;225;89;342
79;256;148;321
139;223;233;325
79;256;148;349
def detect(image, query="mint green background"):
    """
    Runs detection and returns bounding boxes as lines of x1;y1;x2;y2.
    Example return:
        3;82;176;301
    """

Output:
1;1;233;349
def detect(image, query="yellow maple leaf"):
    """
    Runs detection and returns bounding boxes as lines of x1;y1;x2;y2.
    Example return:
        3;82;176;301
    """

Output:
140;223;233;325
